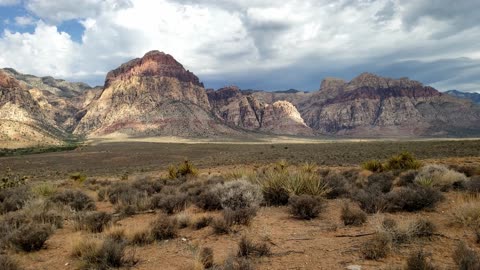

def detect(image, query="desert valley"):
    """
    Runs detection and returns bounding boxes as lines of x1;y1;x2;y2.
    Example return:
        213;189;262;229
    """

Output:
1;1;480;269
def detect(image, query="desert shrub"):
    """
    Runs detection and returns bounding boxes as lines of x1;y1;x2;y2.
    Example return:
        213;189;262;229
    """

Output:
150;193;188;214
50;190;96;211
224;208;257;226
405;250;435;270
361;232;391;260
0;185;31;214
383;186;443;213
288;195;324;220
380;218;409;245
362;160;384;172
340;203;367;226
451;202;480;228
384;152;421;171
194;190;223;211
73;237;135;270
211;217;230;234
450;165;480;177
32;182;57;197
150;214;177;240
9;223;53;252
0;255;20;270
97;188;106;201
214;180;262;211
253;170;289;206
75;211;112;233
106;182;146;205
168;160;198;179
237;236;270;258
324;172;349;199
465;176;480;193
198;247;214;269
174;213;191;229
221;256;255;270
24;200;64;229
453;242;480;270
367;172;395;193
129;229;153;246
415;164;467;191
396;170;418;187
408;219;436;239
352;188;386;213
0;212;29;245
192;216;213;230
262;185;290;206
287;171;331;197
70;172;87;183
131;178;163;195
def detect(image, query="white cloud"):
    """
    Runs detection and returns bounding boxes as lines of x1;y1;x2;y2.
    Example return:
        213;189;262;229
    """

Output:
0;22;79;78
14;16;35;26
0;0;478;91
0;0;19;6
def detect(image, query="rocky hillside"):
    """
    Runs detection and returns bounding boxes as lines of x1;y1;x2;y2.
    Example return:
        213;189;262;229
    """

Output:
300;73;480;136
445;90;480;104
74;51;236;137
2;52;480;146
207;86;312;135
0;70;67;147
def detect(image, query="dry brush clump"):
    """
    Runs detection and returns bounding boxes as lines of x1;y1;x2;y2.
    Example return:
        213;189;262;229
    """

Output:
453;242;480;270
288;195;324;220
150;214;178;241
71;236;136;270
451;199;480;229
415;164;467;191
0;185;31;214
237;236;271;258
361;232;392;260
8;223;53;252
0;255;20;270
74;211;112;233
405;250;435;270
340;202;367;226
50;189;96;211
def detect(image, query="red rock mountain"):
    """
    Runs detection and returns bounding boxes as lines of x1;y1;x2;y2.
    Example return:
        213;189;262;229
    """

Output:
0;70;66;147
300;73;480;136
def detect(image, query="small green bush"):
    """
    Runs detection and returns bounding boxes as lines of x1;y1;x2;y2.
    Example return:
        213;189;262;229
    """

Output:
70;172;87;183
362;160;384;172
168;160;198;179
384;152;421;171
288;195;324;220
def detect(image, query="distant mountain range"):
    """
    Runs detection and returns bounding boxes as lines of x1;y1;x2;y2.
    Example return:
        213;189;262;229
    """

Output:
445;90;480;104
1;50;480;147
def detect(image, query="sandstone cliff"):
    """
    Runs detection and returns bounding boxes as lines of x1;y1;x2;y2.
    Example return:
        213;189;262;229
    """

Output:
208;86;313;136
300;73;480;136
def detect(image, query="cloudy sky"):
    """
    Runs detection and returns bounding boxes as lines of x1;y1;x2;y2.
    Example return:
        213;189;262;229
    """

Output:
0;0;479;92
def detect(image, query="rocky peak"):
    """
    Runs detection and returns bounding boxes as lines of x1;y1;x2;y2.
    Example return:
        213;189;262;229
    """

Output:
345;72;423;91
104;50;203;88
0;70;20;89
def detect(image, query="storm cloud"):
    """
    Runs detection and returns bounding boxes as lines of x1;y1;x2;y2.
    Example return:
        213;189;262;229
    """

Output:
0;0;478;92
